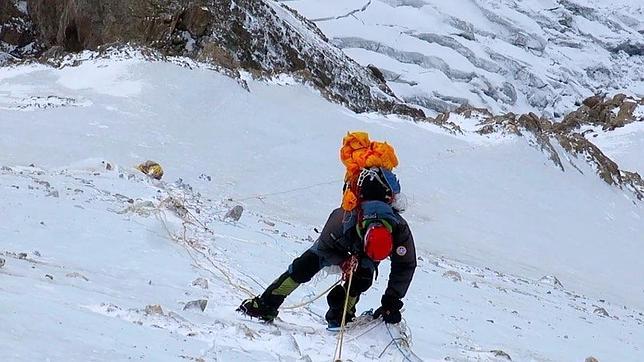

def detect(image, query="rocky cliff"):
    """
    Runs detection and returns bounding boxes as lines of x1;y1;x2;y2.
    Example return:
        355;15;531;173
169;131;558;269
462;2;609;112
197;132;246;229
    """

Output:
0;0;423;118
0;0;40;60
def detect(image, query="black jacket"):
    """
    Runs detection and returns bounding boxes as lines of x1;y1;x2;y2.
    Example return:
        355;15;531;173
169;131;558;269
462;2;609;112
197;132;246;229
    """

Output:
310;206;417;300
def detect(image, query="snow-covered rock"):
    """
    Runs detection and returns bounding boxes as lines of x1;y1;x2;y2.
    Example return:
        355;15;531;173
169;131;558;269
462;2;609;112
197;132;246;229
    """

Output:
281;0;643;117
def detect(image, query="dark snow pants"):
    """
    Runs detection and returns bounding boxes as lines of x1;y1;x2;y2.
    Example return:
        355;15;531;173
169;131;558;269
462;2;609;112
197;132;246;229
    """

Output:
260;250;375;321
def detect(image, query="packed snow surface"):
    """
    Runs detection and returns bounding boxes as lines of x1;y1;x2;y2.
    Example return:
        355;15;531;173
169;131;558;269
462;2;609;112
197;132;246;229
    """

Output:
581;119;644;175
1;56;643;361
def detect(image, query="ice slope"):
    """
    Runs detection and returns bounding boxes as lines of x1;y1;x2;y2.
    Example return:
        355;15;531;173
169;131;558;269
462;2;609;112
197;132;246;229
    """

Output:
279;0;644;117
1;56;643;361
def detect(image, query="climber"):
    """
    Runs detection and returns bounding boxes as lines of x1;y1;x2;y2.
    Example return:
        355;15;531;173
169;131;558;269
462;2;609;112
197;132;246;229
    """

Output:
238;166;416;328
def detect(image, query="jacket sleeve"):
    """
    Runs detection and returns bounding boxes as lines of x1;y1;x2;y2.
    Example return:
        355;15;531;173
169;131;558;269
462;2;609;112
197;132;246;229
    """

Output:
310;208;352;265
384;218;417;300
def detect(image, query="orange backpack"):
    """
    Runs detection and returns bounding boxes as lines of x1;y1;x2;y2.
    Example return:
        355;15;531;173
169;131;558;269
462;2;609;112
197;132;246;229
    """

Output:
340;131;398;210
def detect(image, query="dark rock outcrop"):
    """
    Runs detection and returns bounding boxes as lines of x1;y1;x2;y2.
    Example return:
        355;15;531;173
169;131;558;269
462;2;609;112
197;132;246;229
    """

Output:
1;0;425;119
0;0;41;60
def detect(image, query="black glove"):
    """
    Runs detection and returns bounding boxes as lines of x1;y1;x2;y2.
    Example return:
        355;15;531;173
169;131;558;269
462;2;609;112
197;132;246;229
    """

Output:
373;295;403;324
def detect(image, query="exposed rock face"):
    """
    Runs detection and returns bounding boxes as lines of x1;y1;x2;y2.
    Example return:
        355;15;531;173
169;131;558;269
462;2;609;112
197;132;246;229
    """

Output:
2;0;424;118
559;94;643;131
0;0;41;61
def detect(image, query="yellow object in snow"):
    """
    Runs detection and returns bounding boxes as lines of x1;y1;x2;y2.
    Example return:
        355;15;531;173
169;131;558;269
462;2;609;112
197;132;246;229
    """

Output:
339;131;398;210
137;160;164;180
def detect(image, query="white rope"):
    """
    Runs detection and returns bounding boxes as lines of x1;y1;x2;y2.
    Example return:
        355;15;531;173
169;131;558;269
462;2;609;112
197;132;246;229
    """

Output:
344;319;383;342
153;199;256;297
230;179;340;202
145;195;340;311
282;279;341;310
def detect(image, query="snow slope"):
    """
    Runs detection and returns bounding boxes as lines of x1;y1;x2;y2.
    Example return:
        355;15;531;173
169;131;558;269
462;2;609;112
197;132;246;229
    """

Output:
279;0;644;117
1;55;643;361
581;119;644;175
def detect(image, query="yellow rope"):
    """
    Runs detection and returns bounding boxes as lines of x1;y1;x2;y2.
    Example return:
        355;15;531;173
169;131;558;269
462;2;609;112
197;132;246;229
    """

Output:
333;269;355;362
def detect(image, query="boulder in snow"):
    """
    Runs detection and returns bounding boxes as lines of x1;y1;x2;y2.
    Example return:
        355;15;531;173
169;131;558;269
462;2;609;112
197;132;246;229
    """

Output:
183;299;208;312
224;205;244;222
490;350;512;360
136;161;164;180
593;307;609;317
442;270;462;282
0;257;5;268
191;277;209;289
538;275;564;288
144;304;164;316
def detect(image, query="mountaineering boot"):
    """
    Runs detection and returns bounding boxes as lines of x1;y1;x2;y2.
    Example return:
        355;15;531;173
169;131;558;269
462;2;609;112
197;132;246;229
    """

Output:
237;297;278;322
238;271;302;323
325;284;358;330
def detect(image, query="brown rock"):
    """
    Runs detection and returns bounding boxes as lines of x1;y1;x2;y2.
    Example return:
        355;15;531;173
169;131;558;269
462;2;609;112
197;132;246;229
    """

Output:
1;27;25;45
610;93;627;105
556;133;620;185
367;64;385;83
614;100;637;127
145;304;164;315
0;1;21;21
177;5;212;37
585;357;600;362
1;0;38;49
442;270;462;282
137;160;164;180
582;95;603;108
197;42;239;69
27;0;179;50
